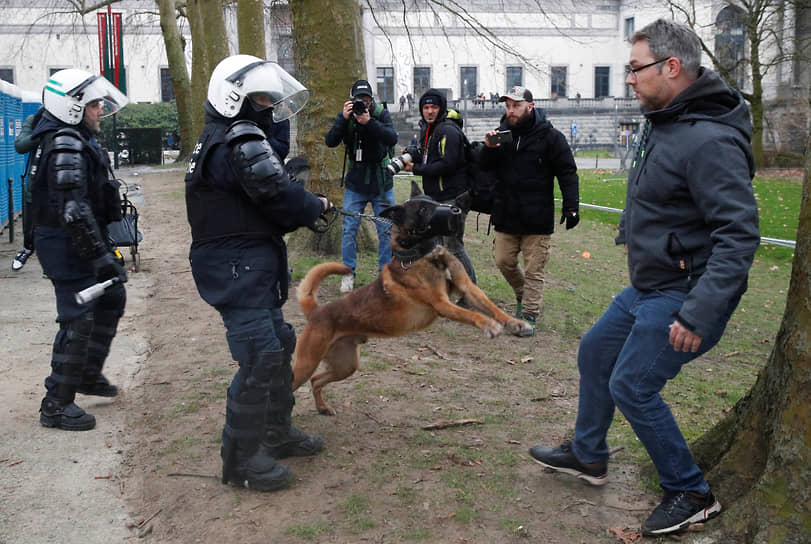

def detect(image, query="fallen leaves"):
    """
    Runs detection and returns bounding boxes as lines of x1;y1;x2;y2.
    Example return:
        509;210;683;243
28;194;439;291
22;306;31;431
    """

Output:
607;526;641;543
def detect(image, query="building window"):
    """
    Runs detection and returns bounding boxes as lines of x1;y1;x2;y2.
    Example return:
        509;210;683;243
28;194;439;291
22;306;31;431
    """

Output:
160;67;174;102
624;17;635;40
0;68;14;84
413;66;430;99
376;67;394;105
505;66;523;90
460;66;477;98
49;68;65;76
551;66;567;98
715;6;747;89
595;66;610;98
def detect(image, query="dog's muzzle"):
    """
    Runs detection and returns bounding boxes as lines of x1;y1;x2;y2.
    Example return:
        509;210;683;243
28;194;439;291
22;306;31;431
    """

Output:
420;203;463;237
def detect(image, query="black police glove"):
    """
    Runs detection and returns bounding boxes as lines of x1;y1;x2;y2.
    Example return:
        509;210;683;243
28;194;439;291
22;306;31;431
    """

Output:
560;208;580;230
92;252;128;284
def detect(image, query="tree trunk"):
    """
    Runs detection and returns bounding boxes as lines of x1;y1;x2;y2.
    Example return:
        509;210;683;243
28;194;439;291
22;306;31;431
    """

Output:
157;0;193;161
237;0;265;57
187;0;229;139
691;133;811;541
748;25;764;169
289;0;370;254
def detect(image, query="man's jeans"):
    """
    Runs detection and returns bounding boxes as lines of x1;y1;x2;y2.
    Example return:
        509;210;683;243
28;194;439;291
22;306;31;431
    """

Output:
341;188;394;273
572;286;739;493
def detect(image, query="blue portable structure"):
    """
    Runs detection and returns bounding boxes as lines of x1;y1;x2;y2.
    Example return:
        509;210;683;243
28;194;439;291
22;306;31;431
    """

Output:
0;80;42;232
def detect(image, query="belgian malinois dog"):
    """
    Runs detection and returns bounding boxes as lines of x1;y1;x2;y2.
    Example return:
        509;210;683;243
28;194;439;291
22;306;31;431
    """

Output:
292;182;532;415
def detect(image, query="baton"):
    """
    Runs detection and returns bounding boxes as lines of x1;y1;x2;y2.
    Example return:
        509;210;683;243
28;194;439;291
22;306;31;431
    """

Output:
75;278;121;305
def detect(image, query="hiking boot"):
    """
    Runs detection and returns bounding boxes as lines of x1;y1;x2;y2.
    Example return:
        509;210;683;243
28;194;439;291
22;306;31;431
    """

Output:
77;375;119;397
222;444;292;492
12;248;33;271
529;442;607;486
340;273;354;293
39;398;96;431
516;313;536;337
262;425;324;459
642;490;721;536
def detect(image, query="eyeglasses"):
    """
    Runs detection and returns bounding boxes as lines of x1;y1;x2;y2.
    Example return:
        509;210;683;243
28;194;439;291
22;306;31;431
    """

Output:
625;57;671;82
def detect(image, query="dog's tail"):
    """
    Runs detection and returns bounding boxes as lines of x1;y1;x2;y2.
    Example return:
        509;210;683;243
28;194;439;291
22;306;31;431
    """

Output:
297;262;353;318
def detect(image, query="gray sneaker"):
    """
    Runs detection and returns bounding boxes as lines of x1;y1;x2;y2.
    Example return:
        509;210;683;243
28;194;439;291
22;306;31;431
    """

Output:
529;442;607;486
642;490;721;535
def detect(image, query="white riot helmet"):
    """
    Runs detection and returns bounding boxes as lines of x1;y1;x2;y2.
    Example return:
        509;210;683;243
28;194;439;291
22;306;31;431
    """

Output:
207;55;309;122
44;68;129;125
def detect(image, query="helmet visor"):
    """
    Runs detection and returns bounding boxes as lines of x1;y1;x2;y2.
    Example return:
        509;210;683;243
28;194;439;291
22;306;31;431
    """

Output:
228;61;309;122
70;75;129;118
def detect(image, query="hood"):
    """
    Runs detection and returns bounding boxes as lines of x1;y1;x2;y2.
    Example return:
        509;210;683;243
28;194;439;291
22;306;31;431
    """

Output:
32;110;93;140
645;68;752;142
419;88;448;125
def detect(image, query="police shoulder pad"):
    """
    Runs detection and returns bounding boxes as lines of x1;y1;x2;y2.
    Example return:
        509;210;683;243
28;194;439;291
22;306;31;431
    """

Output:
225;120;265;144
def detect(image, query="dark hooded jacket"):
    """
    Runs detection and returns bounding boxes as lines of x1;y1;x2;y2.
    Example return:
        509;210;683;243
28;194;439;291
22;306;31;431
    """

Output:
480;107;579;234
617;67;760;338
412;89;468;202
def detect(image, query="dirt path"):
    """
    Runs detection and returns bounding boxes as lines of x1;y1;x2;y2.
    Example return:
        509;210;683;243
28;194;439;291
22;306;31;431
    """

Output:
2;166;673;544
0;170;151;543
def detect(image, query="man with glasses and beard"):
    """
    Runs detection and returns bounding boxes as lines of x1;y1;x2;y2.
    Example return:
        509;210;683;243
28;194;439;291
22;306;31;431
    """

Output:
528;20;760;536
481;86;580;336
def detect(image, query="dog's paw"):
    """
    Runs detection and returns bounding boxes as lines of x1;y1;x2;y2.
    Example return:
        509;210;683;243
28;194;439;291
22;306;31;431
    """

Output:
505;318;533;336
484;320;504;338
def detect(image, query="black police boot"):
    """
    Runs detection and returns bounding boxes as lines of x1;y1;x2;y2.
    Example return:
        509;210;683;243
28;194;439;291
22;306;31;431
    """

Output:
221;437;291;492
220;350;291;491
77;290;124;397
261;350;324;459
40;394;96;431
40;316;96;431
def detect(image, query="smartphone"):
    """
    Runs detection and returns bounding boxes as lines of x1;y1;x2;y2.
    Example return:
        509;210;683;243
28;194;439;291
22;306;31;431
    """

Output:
487;130;513;146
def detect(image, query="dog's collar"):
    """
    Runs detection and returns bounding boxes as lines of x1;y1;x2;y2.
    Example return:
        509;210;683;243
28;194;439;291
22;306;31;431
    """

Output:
392;238;438;269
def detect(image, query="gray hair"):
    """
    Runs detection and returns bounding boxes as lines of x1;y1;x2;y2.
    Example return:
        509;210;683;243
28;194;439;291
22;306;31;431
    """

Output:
630;19;701;78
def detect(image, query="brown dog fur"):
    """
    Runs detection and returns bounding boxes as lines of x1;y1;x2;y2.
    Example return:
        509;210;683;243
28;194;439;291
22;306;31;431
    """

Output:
292;197;532;415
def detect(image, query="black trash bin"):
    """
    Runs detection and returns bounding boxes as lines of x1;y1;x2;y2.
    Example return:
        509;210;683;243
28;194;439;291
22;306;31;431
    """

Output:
119;128;163;165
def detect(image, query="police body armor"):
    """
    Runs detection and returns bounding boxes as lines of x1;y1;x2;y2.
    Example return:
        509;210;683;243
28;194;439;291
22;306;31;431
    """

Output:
185;119;286;244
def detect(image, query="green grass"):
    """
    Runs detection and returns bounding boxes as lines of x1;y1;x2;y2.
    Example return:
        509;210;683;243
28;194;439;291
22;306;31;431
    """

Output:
579;170;801;267
285;521;332;539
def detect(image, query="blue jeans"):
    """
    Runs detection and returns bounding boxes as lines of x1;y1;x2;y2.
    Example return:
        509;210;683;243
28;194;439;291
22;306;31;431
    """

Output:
572;286;739;493
341;188;394;272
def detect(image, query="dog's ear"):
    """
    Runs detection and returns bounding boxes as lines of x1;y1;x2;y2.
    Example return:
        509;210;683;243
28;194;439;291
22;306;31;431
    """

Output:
410;180;423;197
379;204;406;225
455;190;472;212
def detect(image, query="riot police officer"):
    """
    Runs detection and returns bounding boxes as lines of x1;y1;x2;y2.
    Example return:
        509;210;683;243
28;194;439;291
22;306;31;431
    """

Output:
30;69;130;430
185;55;331;492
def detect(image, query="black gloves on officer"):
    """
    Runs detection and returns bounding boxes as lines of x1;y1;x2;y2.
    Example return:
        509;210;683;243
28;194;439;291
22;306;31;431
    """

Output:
92;252;128;284
560;208;580;230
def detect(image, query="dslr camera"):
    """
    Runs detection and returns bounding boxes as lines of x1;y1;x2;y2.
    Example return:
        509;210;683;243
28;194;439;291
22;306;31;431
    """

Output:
387;145;420;175
352;99;368;115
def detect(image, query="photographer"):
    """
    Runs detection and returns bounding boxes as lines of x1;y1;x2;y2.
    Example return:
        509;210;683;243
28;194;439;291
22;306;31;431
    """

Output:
402;88;476;285
325;79;397;293
481;86;579;335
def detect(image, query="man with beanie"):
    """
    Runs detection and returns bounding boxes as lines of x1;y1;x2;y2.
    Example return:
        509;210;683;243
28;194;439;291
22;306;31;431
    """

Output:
326;79;397;293
402;88;477;284
481;86;579;335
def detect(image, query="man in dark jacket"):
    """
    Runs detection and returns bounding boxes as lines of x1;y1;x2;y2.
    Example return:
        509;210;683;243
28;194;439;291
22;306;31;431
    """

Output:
481;86;579;334
529;20;760;537
325;79;397;293
31;69;130;431
11;107;44;271
186;55;331;492
402;88;476;284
